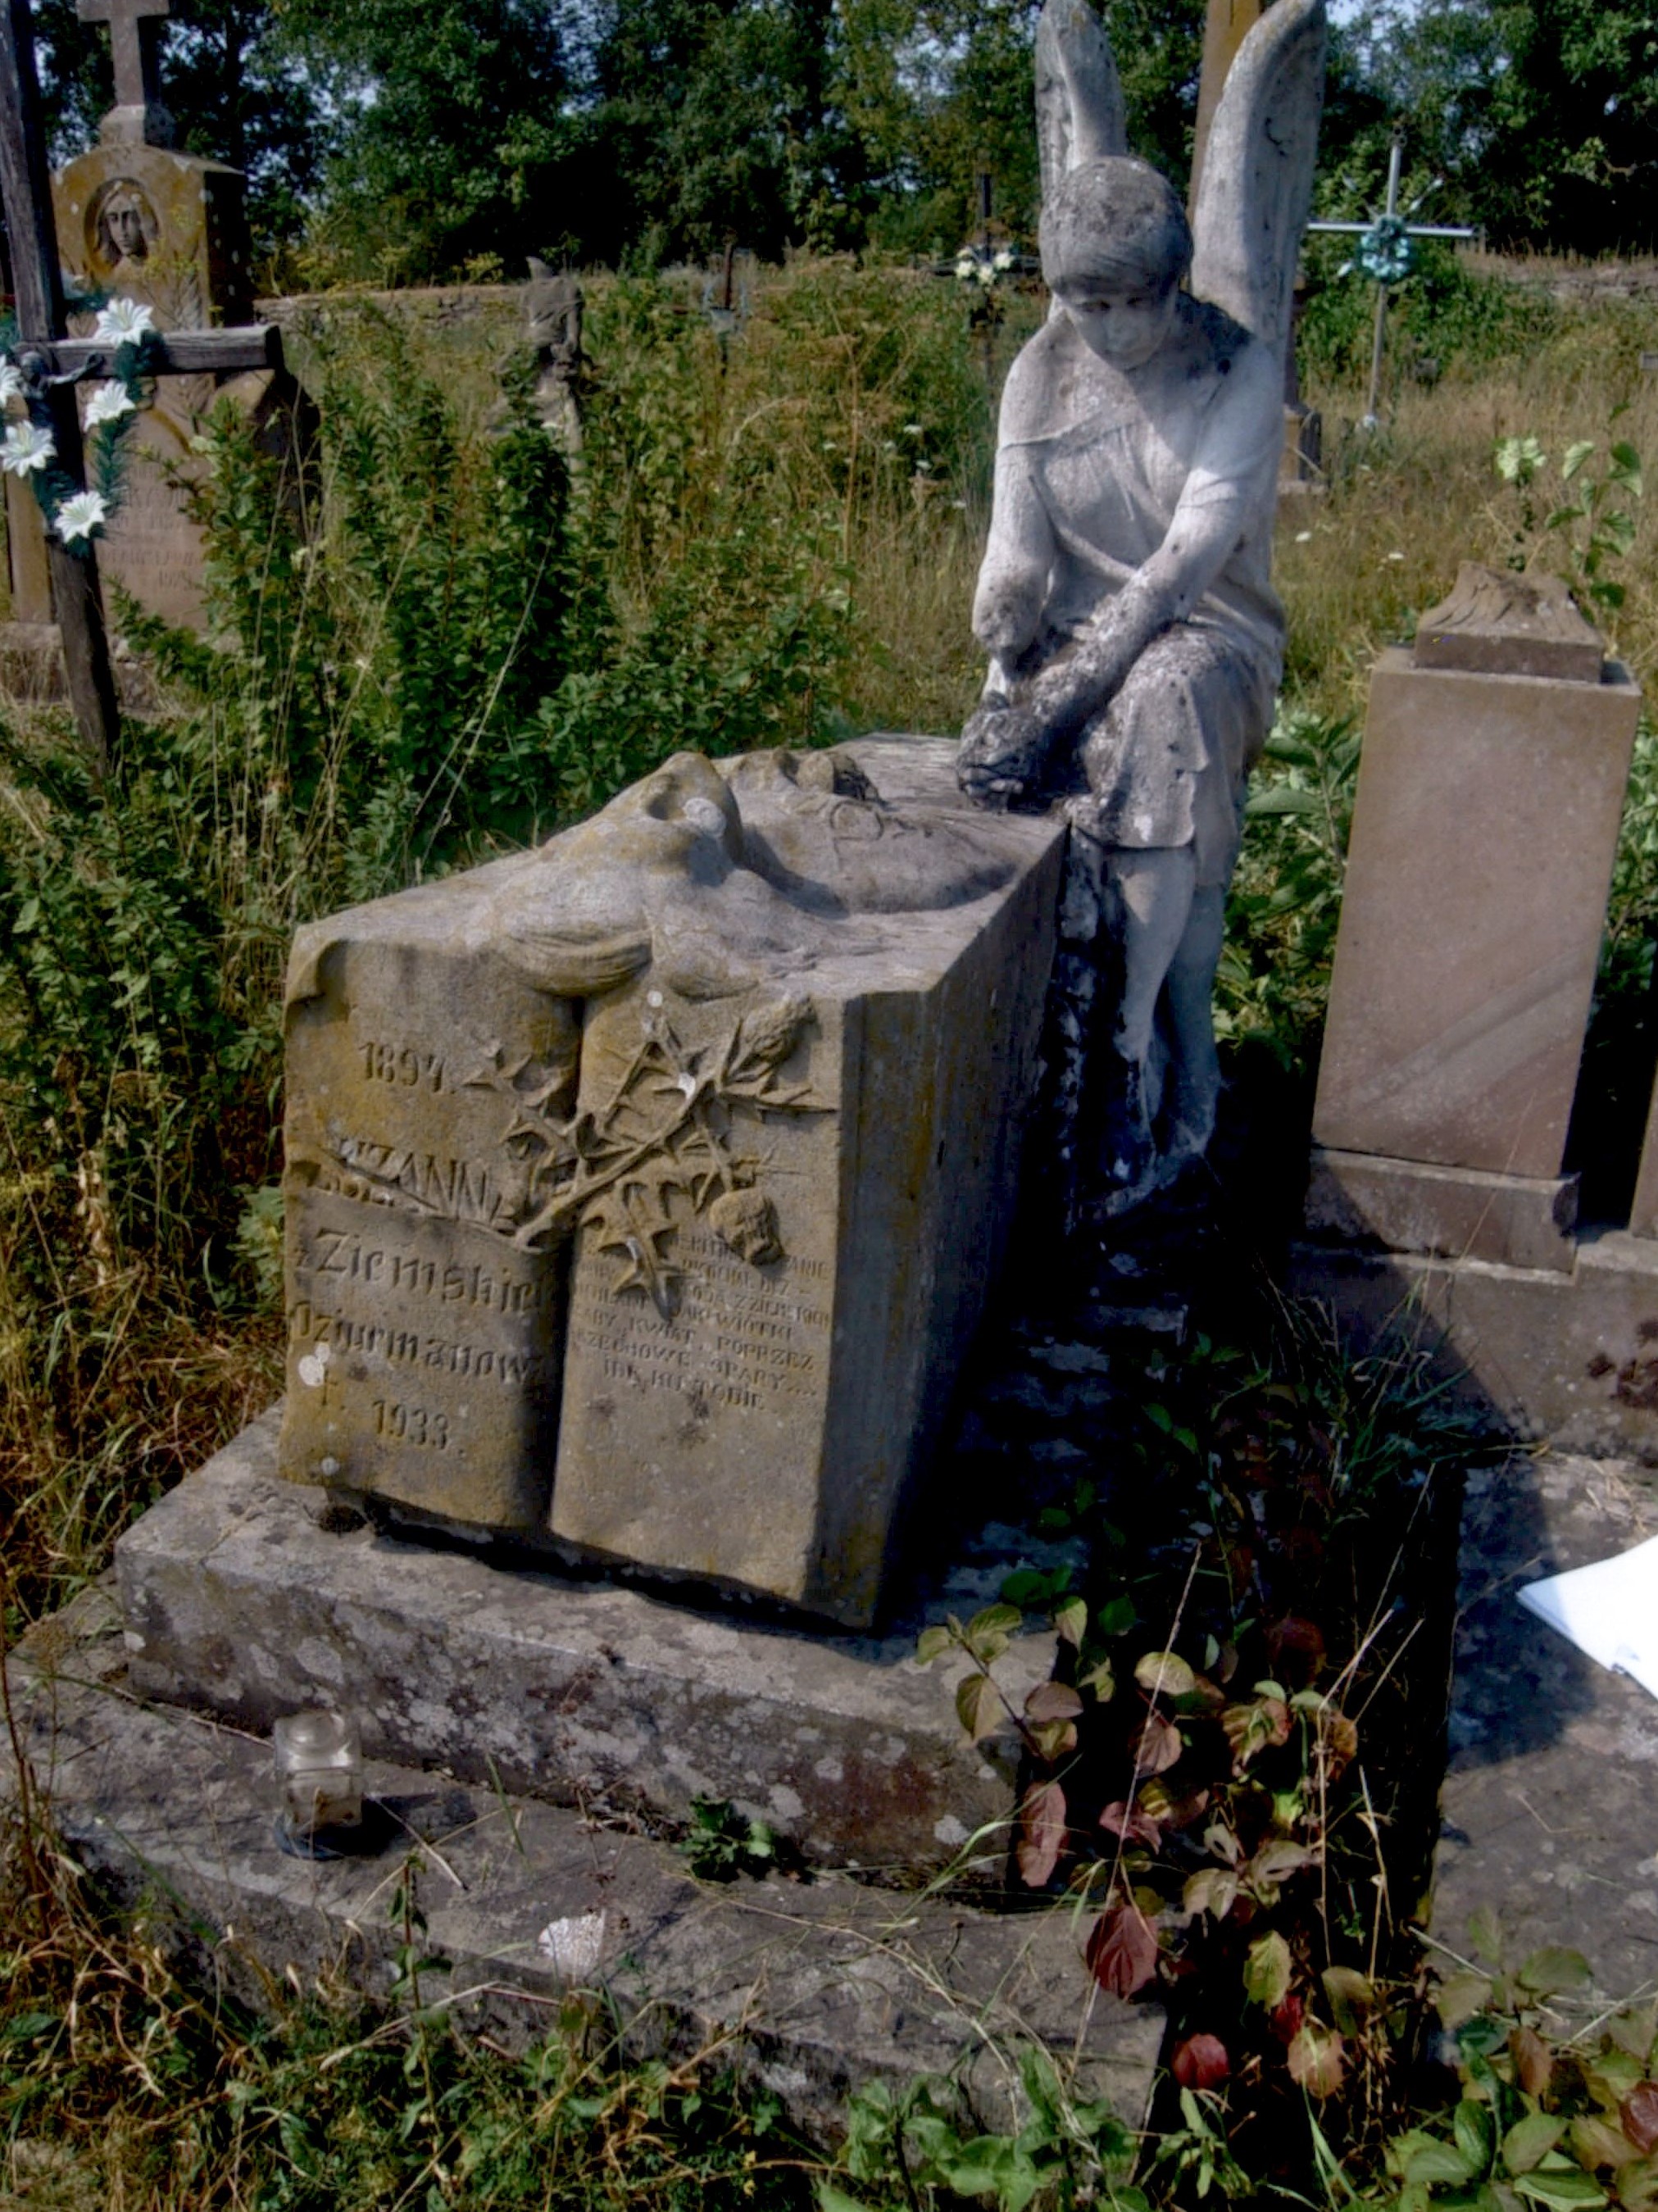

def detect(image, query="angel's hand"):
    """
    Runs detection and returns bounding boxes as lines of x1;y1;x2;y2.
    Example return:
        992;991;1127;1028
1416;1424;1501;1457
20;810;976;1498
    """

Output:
957;701;1050;810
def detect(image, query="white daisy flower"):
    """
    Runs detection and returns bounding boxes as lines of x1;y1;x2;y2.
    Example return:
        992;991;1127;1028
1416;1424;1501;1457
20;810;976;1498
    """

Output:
993;247;1014;270
955;257;975;281
1;420;56;475
85;379;135;427
92;297;155;343
0;361;25;406
977;262;995;287
53;489;108;543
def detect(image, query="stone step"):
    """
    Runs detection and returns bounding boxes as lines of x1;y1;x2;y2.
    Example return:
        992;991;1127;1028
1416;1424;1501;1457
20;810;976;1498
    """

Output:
7;1583;1162;2148
114;1410;1074;1877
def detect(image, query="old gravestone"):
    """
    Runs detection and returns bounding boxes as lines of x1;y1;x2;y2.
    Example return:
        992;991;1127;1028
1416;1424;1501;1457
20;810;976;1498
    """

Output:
279;737;1065;1628
5;0;298;635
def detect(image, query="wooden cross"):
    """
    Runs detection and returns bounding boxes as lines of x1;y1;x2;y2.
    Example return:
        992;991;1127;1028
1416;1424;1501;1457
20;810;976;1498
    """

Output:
0;0;283;767
77;0;169;126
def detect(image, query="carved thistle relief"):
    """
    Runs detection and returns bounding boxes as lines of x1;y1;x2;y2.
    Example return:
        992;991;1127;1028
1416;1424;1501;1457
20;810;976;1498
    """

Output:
305;992;823;1316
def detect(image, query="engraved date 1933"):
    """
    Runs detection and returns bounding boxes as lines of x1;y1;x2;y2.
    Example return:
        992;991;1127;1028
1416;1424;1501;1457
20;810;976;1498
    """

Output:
370;1400;450;1449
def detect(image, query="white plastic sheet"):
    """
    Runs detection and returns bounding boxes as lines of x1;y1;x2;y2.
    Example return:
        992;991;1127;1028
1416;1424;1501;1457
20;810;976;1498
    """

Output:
1516;1532;1658;1701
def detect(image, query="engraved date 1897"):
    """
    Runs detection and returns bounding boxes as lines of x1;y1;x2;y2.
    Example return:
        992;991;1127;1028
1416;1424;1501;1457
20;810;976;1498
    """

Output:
370;1400;450;1449
360;1040;446;1092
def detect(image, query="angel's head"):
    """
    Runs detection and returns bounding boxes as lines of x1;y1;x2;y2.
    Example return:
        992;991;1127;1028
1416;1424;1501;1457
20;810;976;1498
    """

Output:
1041;157;1190;369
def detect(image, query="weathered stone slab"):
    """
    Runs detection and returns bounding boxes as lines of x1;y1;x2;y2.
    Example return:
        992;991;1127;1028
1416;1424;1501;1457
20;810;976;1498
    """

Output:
550;777;1063;1622
1414;563;1605;682
1286;1228;1658;1457
120;1410;1063;1874
1305;1145;1579;1274
281;851;580;1533
1313;647;1641;1179
1431;1448;1658;2005
54;141;257;629
279;738;1065;1624
9;1589;1163;2146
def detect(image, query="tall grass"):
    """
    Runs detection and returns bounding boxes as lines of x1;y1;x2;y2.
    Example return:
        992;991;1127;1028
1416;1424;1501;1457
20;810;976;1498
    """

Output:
0;251;1655;1618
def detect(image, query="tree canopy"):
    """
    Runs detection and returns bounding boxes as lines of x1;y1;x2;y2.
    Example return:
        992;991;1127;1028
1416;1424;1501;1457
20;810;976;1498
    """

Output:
25;0;1658;279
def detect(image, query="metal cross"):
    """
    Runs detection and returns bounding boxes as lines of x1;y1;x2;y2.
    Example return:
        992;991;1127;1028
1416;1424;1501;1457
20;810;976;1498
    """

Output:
1306;130;1476;426
76;0;169;120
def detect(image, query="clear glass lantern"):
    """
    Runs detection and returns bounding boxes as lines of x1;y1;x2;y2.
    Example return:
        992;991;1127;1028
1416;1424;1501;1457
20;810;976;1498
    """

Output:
272;1710;363;1856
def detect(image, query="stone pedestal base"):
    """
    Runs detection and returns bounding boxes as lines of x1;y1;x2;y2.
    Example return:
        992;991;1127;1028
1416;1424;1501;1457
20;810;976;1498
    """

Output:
116;1410;1064;1875
1288;1229;1658;1457
1305;1146;1579;1273
9;1584;1161;2146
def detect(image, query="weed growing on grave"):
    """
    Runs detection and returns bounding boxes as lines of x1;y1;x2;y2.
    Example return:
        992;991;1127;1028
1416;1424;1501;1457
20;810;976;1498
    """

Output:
1369;1928;1658;2211
911;1306;1475;2200
1493;429;1646;625
680;1796;781;1882
828;2048;1140;2212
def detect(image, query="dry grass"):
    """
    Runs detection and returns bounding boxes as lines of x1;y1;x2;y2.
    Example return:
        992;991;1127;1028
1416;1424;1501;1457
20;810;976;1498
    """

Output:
1285;318;1658;715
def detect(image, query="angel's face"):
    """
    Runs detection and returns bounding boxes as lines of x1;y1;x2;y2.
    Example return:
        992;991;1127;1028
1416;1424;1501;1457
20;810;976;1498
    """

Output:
1055;275;1180;370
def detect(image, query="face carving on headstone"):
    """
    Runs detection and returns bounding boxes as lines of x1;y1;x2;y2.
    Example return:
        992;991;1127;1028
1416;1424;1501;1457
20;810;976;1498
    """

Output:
89;178;159;273
479;747;1026;1005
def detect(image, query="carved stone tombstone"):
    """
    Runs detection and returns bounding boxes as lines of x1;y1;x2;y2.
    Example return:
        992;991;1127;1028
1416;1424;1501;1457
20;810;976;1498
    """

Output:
279;738;1065;1628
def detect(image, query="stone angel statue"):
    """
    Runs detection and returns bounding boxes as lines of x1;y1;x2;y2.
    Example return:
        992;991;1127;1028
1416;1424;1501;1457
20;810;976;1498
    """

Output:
959;0;1326;1214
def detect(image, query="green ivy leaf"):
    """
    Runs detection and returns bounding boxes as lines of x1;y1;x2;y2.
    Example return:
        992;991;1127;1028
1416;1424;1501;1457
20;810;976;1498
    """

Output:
1503;2115;1565;2176
1242;1930;1292;2010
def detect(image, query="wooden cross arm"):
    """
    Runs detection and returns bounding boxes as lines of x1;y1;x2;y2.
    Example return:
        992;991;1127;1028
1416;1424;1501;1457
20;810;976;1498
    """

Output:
18;323;284;379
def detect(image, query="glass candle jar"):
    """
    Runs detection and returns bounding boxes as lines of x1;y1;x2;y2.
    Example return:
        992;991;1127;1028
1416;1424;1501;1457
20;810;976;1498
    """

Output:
273;1710;363;1852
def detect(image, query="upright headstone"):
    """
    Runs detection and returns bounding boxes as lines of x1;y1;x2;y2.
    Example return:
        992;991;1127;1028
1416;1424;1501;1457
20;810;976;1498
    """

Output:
1308;565;1642;1268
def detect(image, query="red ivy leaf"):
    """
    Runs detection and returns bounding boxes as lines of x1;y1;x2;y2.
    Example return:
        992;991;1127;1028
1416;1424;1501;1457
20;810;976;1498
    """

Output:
1267;1615;1327;1683
1016;1778;1069;1889
1622;2082;1658;2155
1287;2023;1347;2098
1511;2025;1553;2101
1172;2034;1231;2091
1024;1681;1084;1724
1085;1901;1160;1997
1099;1800;1161;1847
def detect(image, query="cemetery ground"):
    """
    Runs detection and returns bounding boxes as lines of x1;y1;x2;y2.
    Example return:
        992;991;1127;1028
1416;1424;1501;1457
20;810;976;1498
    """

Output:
0;250;1655;2207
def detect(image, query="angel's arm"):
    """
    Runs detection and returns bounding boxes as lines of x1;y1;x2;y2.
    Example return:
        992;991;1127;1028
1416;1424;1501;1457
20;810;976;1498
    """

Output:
971;443;1057;676
1021;342;1280;725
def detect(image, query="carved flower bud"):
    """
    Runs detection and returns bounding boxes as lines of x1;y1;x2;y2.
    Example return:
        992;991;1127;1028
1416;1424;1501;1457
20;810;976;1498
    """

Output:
708;1188;784;1268
736;994;810;1071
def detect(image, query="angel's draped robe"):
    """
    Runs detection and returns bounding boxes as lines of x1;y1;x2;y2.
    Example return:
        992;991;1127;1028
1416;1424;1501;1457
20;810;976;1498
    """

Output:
979;293;1285;885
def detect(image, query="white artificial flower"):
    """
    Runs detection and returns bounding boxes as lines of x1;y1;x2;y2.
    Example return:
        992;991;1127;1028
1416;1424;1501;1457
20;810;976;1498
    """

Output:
85;379;135;427
1;420;55;475
976;262;995;287
53;489;108;543
955;256;974;281
92;296;155;343
0;361;24;406
993;247;1014;270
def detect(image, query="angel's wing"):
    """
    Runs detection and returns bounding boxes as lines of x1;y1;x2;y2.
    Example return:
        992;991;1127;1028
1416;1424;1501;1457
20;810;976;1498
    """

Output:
1189;0;1327;357
1034;0;1126;208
